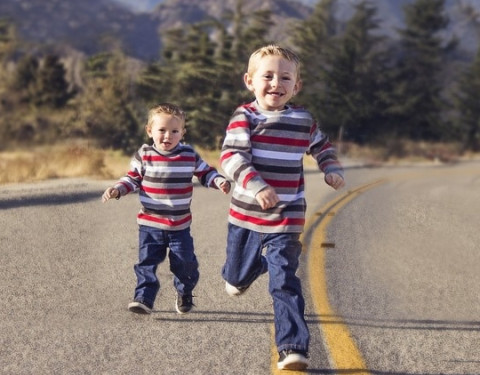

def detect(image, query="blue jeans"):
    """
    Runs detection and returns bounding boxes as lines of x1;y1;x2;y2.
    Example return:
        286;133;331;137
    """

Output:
134;225;199;308
222;223;310;353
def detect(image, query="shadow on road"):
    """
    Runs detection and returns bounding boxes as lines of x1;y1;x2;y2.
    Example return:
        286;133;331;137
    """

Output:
0;190;105;209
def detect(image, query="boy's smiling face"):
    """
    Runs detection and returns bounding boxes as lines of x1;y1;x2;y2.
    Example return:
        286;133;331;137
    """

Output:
244;55;301;111
146;113;185;151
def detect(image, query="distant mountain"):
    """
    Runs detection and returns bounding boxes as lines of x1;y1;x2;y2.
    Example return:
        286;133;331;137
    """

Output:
0;0;161;60
112;0;163;13
1;0;478;62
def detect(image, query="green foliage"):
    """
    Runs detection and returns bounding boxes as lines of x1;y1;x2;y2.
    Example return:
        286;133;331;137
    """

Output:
35;55;70;108
388;0;451;141
137;1;274;149
1;2;479;155
453;48;480;151
79;51;143;153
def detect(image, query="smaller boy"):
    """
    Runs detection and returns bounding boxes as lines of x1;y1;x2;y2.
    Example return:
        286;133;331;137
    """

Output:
220;45;345;370
103;103;230;315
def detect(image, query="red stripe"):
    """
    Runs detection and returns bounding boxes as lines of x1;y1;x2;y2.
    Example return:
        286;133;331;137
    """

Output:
143;186;193;194
118;181;134;193
138;213;192;227
127;171;142;179
243;171;258;188
229;209;305;227
143;155;195;162
264;178;304;188
220;151;235;163
251;135;309;147
227;120;249;130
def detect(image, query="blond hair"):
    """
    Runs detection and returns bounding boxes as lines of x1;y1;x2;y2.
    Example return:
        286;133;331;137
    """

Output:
146;103;186;129
246;45;301;80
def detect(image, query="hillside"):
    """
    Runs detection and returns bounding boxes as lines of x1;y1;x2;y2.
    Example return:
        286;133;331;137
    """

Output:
1;0;479;61
0;0;160;60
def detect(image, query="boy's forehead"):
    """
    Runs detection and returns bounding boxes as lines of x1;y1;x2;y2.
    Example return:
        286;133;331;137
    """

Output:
254;55;298;73
151;113;184;126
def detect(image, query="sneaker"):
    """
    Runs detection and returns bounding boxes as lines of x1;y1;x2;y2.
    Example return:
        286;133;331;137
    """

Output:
277;349;309;370
176;293;194;314
225;281;250;297
128;300;152;314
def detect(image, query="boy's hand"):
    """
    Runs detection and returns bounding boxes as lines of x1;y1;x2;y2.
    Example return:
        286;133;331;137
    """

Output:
102;187;119;203
325;173;345;190
219;180;231;194
255;186;279;210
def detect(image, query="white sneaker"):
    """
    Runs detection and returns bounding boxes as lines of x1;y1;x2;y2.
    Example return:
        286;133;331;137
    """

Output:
277;350;309;370
128;300;152;314
225;282;250;297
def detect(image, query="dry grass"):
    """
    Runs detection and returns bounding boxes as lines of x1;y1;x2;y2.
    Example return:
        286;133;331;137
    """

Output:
0;143;128;185
0;141;477;186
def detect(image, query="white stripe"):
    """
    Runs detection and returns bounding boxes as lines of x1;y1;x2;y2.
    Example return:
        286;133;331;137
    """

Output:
252;148;303;161
145;166;195;173
277;192;305;201
225;132;250;142
140;196;192;207
234;187;304;202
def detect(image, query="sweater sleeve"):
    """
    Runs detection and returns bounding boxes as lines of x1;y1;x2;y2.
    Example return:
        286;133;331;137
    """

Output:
307;123;344;177
114;148;144;197
193;151;226;189
220;108;268;196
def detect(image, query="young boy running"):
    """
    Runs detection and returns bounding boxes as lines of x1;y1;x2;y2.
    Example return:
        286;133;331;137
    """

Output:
103;103;230;315
220;45;345;370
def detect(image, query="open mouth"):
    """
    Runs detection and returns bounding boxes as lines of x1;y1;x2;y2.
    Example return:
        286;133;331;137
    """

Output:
268;92;284;97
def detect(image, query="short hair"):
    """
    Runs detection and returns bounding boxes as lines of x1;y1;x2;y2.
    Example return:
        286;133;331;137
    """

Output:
146;103;186;129
246;45;301;80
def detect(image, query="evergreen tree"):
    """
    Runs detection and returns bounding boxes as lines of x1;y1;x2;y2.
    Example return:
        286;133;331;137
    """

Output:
80;51;142;153
390;0;452;140
35;54;70;108
321;1;391;144
137;0;274;149
11;54;39;104
453;48;480;151
291;0;338;122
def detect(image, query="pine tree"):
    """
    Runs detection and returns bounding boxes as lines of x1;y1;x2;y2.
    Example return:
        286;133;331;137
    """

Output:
35;54;70;108
80;51;142;153
137;0;275;149
453;48;480;151
294;0;390;144
325;1;391;144
291;0;338;122
390;0;452;140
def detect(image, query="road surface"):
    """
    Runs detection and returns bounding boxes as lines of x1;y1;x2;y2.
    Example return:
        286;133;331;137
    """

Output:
1;160;479;374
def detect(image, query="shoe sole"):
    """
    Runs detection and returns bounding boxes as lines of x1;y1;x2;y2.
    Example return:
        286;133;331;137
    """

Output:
277;354;309;370
175;305;193;314
225;282;250;297
128;302;152;314
175;296;193;314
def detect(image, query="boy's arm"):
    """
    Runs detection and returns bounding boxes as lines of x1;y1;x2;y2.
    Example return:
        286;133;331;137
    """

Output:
104;151;143;201
220;111;268;196
193;152;230;194
308;123;345;189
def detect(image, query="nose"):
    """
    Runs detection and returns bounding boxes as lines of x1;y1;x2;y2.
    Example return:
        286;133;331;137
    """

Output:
271;76;279;87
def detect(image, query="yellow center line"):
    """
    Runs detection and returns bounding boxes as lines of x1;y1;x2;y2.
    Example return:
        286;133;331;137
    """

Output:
271;180;385;374
270;164;479;373
307;181;384;373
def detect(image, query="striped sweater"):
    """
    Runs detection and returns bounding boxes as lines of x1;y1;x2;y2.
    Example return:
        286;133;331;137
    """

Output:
220;101;343;233
115;143;226;231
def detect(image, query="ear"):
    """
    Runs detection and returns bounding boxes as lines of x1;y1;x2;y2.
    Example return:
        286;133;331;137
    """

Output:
293;79;303;96
244;73;254;92
145;125;152;137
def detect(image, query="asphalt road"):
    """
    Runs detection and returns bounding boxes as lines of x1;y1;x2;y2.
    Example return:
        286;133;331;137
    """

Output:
1;160;479;375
